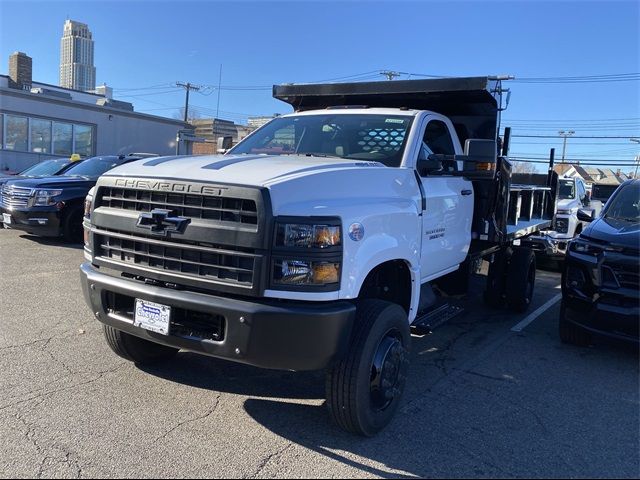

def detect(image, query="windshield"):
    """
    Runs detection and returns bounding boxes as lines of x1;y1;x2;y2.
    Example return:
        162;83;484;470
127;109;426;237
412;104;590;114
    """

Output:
230;114;414;167
558;179;575;199
62;156;125;177
604;183;639;222
19;158;70;177
591;184;618;201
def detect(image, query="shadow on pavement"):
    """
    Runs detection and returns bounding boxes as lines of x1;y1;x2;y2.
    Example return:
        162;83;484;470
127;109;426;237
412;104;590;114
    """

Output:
138;352;325;400
19;233;83;250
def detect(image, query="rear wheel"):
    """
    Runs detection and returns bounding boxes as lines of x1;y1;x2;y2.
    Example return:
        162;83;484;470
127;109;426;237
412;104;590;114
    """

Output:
506;248;536;313
62;206;84;243
484;249;509;307
559;301;592;346
103;325;179;365
325;300;410;436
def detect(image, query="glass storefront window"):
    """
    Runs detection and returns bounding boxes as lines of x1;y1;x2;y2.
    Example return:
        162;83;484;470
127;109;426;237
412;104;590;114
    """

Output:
53;122;73;156
31;118;52;153
5;115;28;151
74;124;93;157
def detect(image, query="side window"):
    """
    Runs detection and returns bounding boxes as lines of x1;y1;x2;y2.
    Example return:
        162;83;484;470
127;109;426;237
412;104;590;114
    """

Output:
424;120;455;155
422;120;457;173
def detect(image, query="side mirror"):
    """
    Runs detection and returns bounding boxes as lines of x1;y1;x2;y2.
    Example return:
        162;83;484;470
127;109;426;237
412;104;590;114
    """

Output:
463;139;497;173
464;139;497;159
417;156;443;176
577;208;596;222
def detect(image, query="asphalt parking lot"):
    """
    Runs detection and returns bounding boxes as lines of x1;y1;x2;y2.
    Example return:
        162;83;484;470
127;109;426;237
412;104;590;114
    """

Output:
0;228;638;479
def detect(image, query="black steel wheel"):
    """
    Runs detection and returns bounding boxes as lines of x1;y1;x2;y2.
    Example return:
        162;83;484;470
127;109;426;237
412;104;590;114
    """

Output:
326;299;410;436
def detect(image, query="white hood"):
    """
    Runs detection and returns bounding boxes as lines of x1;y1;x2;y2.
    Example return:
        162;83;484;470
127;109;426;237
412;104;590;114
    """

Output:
103;154;385;187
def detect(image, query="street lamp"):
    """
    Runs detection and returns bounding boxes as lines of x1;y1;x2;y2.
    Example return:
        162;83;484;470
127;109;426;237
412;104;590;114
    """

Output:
558;130;575;163
631;138;640;179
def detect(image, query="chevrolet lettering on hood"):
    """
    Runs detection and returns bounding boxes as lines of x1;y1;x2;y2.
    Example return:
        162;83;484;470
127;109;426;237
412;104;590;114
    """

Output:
114;178;227;197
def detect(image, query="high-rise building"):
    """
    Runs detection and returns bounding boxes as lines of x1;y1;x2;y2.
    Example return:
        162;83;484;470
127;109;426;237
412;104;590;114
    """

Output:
59;19;95;91
8;52;32;89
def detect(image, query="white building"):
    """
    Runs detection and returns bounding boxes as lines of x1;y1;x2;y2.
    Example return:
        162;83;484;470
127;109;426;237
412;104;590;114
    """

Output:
59;20;96;92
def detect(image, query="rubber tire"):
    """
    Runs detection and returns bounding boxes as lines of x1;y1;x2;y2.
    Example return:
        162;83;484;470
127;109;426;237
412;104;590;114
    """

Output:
62;206;84;243
103;325;179;365
325;299;410;437
559;301;592;347
484;250;509;307
505;248;536;313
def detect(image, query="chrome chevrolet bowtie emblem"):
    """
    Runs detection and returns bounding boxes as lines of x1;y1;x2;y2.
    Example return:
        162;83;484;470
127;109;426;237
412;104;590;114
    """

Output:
136;209;190;235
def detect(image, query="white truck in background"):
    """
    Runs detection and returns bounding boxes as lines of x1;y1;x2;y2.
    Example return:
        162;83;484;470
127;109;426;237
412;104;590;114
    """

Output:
80;77;558;436
526;175;594;260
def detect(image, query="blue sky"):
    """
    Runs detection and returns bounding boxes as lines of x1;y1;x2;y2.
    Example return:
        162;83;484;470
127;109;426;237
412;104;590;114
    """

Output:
1;0;638;172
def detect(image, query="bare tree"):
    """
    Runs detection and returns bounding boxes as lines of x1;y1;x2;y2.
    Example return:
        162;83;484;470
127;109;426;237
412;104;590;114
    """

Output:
173;107;202;123
511;161;538;174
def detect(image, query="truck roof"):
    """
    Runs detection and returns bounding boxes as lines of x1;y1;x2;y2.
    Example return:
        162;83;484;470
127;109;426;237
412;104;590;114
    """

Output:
281;107;421;117
273;77;504;145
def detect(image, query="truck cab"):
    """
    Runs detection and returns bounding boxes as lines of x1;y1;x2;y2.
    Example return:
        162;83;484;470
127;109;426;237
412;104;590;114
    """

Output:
528;176;592;258
80;77;556;436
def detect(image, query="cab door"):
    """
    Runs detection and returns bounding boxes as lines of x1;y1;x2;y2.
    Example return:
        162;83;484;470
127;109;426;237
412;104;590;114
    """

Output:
418;116;474;281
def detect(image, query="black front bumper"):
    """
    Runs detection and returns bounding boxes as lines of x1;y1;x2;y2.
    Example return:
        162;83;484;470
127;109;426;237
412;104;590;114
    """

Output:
80;262;355;371
562;251;639;343
1;207;62;236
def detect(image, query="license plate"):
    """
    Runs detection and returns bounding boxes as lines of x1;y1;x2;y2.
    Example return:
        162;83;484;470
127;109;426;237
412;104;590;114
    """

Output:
134;299;171;335
2;213;11;225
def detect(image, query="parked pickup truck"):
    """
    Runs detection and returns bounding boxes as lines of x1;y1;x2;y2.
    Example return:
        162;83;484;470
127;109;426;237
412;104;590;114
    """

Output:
80;77;557;436
1;154;153;241
525;175;592;259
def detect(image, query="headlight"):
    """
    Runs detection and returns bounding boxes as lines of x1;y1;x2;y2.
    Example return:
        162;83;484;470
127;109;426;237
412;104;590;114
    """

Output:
272;218;342;288
569;239;602;256
273;259;340;286
275;223;341;249
31;189;63;206
557;209;572;215
84;187;95;219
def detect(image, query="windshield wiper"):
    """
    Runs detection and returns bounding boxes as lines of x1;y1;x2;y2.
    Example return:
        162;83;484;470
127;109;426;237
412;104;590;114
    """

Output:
606;216;639;222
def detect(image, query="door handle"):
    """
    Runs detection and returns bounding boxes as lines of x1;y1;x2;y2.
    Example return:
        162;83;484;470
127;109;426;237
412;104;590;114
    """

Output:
461;189;473;196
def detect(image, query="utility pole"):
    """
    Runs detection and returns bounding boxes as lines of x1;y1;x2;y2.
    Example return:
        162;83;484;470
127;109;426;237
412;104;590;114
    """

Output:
216;64;222;121
380;70;401;81
176;82;201;122
558;130;575;163
631;138;640;178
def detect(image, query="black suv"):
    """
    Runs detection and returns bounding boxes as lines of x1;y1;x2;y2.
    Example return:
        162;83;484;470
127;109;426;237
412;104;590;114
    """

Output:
560;179;639;345
1;154;153;241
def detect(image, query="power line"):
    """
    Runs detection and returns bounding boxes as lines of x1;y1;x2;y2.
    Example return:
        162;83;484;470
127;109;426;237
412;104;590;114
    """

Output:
510;134;637;139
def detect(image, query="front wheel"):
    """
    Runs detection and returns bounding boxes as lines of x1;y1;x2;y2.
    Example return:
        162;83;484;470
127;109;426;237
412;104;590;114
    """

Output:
62;206;84;243
103;325;179;365
325;300;410;436
559;301;592;347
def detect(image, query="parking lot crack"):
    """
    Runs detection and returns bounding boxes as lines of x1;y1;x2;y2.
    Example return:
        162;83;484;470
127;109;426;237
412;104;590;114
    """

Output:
248;443;293;479
149;393;221;445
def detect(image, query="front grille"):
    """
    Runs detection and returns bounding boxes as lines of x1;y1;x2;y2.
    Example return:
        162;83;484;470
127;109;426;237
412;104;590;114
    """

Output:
105;291;226;342
606;263;640;289
95;228;256;287
100;187;258;226
0;185;32;209
555;218;569;234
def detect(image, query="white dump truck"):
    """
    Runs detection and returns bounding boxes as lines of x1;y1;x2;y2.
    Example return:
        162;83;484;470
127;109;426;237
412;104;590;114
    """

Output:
80;77;557;435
